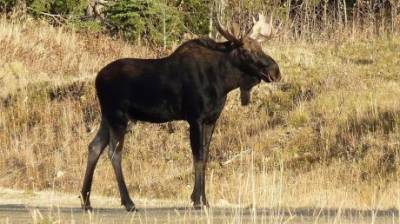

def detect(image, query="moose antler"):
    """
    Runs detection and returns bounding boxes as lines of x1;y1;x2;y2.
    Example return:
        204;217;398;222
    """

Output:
249;13;281;42
241;19;255;40
213;13;242;46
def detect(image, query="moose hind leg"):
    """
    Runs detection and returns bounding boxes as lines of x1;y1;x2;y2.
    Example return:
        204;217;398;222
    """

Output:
108;127;136;211
81;120;109;210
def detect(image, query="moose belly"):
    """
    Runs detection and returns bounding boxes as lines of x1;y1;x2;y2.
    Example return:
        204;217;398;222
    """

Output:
126;100;183;123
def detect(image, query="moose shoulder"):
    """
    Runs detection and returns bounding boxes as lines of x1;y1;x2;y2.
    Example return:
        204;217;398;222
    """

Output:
81;15;281;211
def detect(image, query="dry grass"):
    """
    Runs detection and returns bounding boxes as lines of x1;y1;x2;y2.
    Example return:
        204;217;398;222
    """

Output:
0;16;400;218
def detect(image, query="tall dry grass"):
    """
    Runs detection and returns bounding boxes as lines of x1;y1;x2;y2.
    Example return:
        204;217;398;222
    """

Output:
0;16;400;211
222;0;400;42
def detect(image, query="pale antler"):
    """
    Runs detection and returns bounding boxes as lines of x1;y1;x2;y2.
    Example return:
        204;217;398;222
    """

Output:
249;13;281;42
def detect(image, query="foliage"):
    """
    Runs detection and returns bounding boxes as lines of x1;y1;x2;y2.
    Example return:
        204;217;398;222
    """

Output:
179;0;211;35
50;0;88;15
28;0;88;16
105;0;184;46
0;0;88;15
0;0;18;12
2;0;400;44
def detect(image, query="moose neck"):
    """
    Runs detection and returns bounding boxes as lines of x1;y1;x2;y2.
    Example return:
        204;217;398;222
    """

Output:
219;49;247;94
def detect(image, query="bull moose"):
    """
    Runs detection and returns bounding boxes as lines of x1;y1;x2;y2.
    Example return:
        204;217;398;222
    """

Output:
80;14;281;211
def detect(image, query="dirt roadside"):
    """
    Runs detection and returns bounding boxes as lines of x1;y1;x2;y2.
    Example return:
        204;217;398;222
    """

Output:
0;188;398;224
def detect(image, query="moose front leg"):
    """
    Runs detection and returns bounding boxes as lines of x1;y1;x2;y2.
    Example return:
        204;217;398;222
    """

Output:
189;120;216;209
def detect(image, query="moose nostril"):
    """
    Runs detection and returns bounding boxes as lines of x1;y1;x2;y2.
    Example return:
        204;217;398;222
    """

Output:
271;72;281;82
270;64;281;82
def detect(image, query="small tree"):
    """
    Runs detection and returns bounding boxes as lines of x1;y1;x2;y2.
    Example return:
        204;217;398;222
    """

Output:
0;0;25;14
50;0;88;15
27;0;88;16
105;0;184;47
179;0;211;35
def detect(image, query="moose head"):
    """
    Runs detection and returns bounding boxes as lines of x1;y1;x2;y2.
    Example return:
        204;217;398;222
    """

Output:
214;13;281;105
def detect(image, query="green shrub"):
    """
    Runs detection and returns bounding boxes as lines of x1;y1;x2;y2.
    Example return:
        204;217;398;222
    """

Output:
0;0;17;12
179;0;210;35
105;0;184;46
28;0;87;16
51;0;87;15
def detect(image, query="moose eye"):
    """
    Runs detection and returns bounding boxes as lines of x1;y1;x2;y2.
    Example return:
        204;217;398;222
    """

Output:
256;60;268;68
256;61;264;67
242;50;253;61
256;56;271;67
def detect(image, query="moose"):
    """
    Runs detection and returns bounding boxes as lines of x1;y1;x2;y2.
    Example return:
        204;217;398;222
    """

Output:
80;14;281;211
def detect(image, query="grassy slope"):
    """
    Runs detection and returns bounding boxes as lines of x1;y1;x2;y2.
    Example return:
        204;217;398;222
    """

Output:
0;17;400;209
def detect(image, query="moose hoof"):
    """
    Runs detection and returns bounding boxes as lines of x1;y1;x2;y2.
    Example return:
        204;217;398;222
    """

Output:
82;204;93;211
123;202;137;212
193;202;209;210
